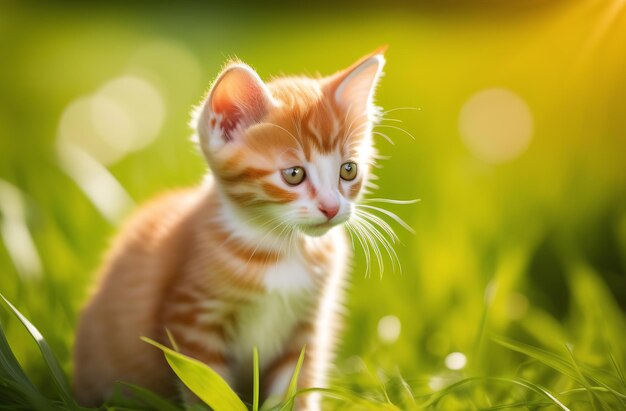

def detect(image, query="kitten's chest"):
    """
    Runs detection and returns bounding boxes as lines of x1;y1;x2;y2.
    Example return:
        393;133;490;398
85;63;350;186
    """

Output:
230;255;316;367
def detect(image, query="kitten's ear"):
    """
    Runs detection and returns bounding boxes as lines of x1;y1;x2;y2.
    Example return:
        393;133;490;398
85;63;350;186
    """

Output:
197;62;274;149
325;48;386;117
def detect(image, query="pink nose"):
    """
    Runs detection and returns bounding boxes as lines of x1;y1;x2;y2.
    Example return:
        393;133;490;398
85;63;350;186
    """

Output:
318;203;339;220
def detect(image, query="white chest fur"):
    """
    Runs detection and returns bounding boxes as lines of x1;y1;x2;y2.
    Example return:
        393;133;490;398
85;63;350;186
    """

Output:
231;255;316;369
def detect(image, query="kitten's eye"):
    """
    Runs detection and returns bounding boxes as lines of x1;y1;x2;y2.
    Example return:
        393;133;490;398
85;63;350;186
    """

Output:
281;166;306;185
340;162;358;181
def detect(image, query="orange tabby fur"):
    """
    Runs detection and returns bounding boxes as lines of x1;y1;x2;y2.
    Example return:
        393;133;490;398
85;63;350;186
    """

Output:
73;49;386;409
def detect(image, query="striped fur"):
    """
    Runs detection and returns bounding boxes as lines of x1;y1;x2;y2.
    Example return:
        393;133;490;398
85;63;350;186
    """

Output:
73;49;386;409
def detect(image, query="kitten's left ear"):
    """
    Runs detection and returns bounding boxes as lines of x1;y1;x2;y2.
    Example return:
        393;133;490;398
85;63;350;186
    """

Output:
325;47;386;117
197;62;274;151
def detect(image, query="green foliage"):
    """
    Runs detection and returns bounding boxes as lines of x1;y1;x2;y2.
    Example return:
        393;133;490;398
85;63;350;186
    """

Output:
252;348;259;411
2;293;626;409
142;337;247;411
0;293;78;411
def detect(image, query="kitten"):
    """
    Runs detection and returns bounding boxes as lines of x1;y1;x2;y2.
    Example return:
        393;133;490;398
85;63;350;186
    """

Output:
73;49;386;410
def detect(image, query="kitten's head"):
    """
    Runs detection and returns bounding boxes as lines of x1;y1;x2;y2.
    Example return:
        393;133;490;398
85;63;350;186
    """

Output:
194;50;385;237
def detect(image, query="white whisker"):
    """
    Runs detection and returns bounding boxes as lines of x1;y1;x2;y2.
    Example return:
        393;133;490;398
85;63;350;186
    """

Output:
361;198;420;205
372;131;395;145
382;106;419;114
352;215;385;276
355;214;399;276
355;209;399;243
376;124;415;141
357;204;416;234
346;220;372;278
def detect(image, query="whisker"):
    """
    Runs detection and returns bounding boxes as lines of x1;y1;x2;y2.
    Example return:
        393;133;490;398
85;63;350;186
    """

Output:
372;131;395;145
379;117;403;123
361;198;420;205
382;106;419;114
357;204;416;234
355;209;399;243
376;124;415;141
346;220;372;278
354;214;398;273
352;215;385;275
356;210;404;273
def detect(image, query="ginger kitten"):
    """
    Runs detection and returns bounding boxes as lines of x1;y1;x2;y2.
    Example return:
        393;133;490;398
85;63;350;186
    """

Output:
73;49;386;409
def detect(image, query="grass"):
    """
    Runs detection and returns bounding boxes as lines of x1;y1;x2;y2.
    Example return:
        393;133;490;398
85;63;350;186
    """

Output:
2;286;626;410
2;1;626;410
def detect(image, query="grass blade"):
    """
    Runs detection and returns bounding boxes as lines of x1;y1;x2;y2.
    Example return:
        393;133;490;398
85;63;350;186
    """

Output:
278;346;306;411
419;376;572;411
0;293;77;410
118;382;183;411
0;318;51;411
142;337;247;411
493;335;626;403
253;347;260;411
564;344;602;411
491;335;582;383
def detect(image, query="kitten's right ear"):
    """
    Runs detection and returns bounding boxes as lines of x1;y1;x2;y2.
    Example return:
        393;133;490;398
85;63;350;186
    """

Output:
197;63;274;151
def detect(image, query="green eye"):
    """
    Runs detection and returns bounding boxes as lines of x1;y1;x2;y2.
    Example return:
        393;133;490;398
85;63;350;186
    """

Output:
340;162;358;181
281;166;306;185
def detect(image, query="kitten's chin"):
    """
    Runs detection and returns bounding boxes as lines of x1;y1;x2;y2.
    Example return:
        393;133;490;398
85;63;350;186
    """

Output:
299;221;342;237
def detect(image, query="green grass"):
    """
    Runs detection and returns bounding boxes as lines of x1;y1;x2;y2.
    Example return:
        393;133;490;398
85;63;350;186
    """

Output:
2;289;626;410
1;1;626;410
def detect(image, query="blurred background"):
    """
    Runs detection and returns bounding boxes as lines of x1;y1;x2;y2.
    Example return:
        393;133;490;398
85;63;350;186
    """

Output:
1;0;626;408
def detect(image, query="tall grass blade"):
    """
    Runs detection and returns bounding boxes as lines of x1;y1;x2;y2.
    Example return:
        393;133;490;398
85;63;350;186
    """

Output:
493;335;626;403
564;345;602;411
0;317;50;411
253;347;260;411
609;352;626;391
419;376;572;411
0;293;77;410
279;346;306;411
142;337;247;411
491;335;581;383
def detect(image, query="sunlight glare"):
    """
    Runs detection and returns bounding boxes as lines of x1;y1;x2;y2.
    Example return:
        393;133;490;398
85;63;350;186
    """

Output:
56;141;134;224
0;180;43;279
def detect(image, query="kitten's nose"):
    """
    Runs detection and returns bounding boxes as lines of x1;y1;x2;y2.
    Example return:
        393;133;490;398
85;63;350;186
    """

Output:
318;203;339;220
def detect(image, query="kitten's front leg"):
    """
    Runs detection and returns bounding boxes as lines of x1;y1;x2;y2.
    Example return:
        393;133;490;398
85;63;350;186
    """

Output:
263;321;321;411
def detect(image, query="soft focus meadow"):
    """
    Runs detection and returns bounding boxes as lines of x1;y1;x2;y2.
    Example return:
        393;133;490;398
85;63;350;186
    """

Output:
1;1;626;410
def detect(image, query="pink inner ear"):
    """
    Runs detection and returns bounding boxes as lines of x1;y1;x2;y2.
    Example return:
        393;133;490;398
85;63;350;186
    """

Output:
210;67;270;142
212;90;241;141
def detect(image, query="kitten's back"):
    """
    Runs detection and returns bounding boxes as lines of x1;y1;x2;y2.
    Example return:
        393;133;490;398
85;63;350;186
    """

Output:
73;187;204;405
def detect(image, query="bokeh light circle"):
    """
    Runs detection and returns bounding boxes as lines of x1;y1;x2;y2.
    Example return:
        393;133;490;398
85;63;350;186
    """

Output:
58;76;164;165
459;88;533;164
94;76;165;153
444;352;467;370
377;315;401;343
